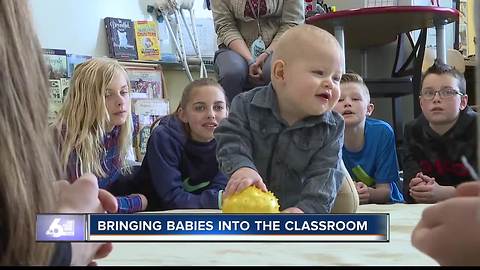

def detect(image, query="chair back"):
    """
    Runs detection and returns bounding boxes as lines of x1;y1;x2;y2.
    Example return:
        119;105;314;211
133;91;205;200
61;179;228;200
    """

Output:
422;47;466;73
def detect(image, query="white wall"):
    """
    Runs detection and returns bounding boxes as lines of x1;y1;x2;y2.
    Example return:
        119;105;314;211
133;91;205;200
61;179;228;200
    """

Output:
29;0;212;56
29;0;214;111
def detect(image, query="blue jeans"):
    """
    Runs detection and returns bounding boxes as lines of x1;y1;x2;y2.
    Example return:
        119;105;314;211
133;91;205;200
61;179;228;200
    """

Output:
214;46;272;102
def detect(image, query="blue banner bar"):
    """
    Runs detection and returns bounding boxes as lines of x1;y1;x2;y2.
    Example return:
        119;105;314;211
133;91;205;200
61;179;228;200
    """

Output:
88;214;389;242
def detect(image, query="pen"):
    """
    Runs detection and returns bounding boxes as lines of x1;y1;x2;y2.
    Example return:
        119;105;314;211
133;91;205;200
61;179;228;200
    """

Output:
461;155;480;181
460;156;480;223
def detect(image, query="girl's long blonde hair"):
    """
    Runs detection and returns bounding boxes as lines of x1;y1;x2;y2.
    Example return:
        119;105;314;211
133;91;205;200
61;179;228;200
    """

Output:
54;58;132;179
0;0;57;265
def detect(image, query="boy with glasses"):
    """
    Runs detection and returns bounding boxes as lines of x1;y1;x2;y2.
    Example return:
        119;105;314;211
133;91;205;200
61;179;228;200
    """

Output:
402;61;477;204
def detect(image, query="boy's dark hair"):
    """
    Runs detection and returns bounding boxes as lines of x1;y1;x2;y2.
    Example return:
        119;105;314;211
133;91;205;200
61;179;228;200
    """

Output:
340;72;371;102
421;60;466;94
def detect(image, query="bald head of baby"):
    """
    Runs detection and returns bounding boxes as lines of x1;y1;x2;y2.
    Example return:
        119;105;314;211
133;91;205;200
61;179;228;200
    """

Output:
272;24;343;69
269;24;344;125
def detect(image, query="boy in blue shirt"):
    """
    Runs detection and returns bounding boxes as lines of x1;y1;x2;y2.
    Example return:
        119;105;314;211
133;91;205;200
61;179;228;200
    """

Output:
215;25;346;213
333;72;404;204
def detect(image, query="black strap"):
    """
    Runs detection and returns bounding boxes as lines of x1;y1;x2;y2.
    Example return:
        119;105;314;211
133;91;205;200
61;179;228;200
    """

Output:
50;242;72;266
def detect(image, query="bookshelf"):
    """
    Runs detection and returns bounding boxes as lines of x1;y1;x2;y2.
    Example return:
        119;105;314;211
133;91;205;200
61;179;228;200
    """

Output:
117;60;170;162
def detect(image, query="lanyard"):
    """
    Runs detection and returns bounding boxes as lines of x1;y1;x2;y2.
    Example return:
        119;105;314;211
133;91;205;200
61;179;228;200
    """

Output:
247;0;262;37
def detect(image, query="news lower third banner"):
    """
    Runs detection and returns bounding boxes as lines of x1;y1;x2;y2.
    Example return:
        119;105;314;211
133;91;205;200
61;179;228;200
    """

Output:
36;214;389;242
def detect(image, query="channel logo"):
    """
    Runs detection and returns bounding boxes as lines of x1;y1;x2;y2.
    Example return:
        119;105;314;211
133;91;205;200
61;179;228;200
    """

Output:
46;218;75;238
36;214;86;241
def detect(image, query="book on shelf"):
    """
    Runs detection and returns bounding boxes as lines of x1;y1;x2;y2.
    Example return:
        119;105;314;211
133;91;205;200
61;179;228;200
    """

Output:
49;79;63;105
127;68;164;99
67;54;92;77
43;48;68;79
43;48;69;124
48;79;63;124
134;20;161;61
132;99;170;161
104;17;138;60
118;60;170;161
60;78;70;102
47;78;70;124
48;101;63;125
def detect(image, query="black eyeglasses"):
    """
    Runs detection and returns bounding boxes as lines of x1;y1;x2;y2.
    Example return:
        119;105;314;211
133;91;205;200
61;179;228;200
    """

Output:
420;87;465;100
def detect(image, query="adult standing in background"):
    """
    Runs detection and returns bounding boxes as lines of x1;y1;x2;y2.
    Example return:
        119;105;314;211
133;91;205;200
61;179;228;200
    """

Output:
211;0;304;102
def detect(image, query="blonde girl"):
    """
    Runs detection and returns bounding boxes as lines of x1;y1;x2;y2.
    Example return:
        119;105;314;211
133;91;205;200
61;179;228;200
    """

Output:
54;58;146;213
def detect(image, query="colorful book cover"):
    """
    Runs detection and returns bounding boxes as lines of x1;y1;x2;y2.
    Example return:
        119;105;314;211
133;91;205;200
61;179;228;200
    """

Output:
60;78;70;102
49;79;63;104
127;69;163;99
104;17;138;60
48;79;63;124
131;99;169;161
67;54;92;77
43;48;68;79
48;102;63;125
134;20;161;61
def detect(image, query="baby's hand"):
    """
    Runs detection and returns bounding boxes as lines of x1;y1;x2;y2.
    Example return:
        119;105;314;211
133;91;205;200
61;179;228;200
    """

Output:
224;167;266;197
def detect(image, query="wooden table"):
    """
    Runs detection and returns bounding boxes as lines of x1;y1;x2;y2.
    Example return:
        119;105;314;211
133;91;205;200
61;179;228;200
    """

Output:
97;204;437;266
